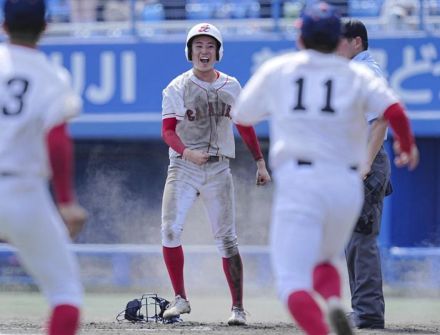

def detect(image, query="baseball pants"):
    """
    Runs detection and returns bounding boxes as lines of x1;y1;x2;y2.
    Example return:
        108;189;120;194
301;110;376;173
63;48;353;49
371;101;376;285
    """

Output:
161;157;238;258
345;146;391;328
0;176;83;307
270;160;363;304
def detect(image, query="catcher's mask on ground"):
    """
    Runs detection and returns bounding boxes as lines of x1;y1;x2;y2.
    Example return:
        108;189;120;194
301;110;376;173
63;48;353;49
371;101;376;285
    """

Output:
116;293;181;324
185;23;223;62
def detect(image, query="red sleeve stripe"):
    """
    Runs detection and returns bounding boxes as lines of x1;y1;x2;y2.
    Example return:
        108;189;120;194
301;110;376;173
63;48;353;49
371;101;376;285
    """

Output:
46;124;74;204
162;117;186;155
383;102;414;154
235;124;263;161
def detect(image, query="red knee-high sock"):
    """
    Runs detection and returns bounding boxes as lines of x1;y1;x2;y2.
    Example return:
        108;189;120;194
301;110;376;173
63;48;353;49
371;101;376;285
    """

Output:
222;253;243;308
287;291;328;335
313;262;341;300
163;246;186;299
49;304;80;335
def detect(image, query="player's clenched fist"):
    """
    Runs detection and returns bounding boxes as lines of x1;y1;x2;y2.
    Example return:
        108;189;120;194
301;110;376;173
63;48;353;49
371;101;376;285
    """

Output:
182;148;209;165
58;202;88;240
256;159;271;185
393;141;419;171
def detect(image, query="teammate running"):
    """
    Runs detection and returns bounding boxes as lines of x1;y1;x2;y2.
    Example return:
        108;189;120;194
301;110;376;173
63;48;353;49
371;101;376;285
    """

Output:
232;2;419;335
0;1;86;334
160;22;271;325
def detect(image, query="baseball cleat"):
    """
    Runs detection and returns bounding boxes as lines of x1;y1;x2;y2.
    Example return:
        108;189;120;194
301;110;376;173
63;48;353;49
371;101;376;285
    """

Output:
227;306;247;326
327;298;354;335
163;295;191;319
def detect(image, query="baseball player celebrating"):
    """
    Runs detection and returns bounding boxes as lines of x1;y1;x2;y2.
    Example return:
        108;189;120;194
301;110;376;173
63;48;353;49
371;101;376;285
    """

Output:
0;1;85;334
232;2;418;335
160;22;271;325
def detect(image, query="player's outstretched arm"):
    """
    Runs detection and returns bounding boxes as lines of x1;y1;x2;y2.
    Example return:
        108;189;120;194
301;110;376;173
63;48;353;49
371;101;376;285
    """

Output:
47;124;88;239
235;124;271;185
382;103;419;170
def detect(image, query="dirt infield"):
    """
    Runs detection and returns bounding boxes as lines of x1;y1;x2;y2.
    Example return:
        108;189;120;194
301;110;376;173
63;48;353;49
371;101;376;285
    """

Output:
1;320;439;335
0;291;439;334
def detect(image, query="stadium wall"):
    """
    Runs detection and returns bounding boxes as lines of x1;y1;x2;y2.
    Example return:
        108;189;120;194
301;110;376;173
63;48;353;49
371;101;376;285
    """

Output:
41;36;440;249
38;36;440;247
0;35;439;291
40;36;440;138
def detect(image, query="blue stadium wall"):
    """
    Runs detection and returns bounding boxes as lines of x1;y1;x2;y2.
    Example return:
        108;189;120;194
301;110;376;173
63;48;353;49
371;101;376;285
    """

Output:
40;35;440;248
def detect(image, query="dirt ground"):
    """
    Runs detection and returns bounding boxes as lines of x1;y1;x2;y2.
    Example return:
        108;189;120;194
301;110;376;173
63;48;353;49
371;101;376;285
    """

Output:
0;291;439;334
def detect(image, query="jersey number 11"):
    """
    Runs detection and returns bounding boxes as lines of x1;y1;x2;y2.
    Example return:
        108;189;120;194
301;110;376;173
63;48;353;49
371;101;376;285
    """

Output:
293;78;335;114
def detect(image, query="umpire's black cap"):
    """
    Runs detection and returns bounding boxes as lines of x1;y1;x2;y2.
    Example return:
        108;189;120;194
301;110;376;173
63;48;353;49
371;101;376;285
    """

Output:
341;19;369;49
3;0;46;29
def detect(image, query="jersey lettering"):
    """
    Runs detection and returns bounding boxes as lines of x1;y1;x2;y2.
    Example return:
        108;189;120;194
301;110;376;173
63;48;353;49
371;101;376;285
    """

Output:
224;104;231;118
208;102;232;118
2;77;30;116
292;77;335;114
186;103;232;121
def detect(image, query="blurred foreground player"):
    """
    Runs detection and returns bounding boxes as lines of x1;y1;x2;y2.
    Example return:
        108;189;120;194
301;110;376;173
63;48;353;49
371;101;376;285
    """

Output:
0;1;86;334
233;2;418;334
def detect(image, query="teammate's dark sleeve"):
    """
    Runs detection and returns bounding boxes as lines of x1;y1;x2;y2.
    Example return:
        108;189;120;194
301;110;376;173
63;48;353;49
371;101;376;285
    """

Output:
383;102;414;153
162;117;186;155
235;124;264;161
47;123;74;204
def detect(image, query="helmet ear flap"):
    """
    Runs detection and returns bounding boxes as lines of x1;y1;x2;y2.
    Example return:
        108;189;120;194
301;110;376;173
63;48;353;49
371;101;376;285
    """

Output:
215;41;221;61
185;41;192;61
186;40;192;61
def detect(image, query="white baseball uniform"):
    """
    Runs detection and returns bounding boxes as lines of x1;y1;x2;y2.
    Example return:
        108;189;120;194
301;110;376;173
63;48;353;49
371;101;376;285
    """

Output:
232;49;399;303
0;44;83;307
161;69;242;257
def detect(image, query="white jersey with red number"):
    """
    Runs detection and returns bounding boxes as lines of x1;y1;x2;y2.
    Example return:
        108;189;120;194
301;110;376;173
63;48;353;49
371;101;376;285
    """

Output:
233;49;398;170
0;44;81;178
162;69;241;159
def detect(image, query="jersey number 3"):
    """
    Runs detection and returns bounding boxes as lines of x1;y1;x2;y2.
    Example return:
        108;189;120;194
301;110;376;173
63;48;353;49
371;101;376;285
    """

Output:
293;78;335;113
2;78;30;116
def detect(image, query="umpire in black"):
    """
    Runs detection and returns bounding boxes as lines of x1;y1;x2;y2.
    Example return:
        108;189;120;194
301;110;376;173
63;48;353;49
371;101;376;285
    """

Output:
338;19;393;329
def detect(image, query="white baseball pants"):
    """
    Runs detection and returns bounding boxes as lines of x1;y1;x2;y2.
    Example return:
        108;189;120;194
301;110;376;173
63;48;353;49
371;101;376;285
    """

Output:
0;176;83;307
270;160;363;304
161;157;238;258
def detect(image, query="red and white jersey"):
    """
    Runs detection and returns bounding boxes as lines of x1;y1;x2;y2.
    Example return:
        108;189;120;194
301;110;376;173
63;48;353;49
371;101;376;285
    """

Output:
0;44;81;178
233;49;399;169
162;69;241;159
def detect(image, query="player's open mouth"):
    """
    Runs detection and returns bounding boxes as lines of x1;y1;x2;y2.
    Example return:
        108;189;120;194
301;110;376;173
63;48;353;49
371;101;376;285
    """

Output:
200;57;210;63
